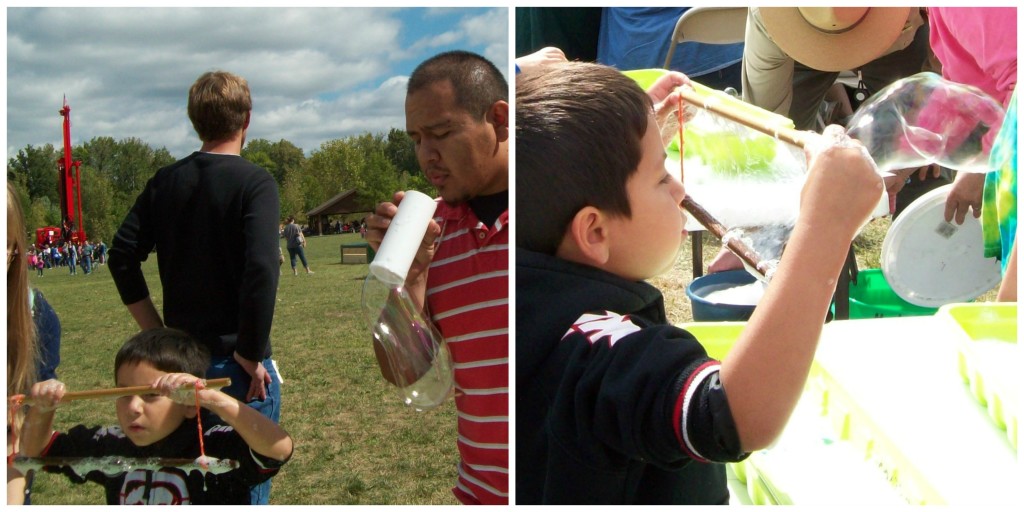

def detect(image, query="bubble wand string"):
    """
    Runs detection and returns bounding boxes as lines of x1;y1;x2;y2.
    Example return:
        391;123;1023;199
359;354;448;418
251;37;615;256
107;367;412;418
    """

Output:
677;92;686;182
194;381;208;470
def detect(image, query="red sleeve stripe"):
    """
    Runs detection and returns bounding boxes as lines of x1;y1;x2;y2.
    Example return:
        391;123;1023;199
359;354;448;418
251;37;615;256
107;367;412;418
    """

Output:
431;244;509;268
39;431;61;456
427;270;509;295
456;467;509;498
459;387;508;396
457;411;509;423
466;463;509;474
446;328;508;343
434;299;508;321
672;361;721;463
458;435;509;450
453;357;508;370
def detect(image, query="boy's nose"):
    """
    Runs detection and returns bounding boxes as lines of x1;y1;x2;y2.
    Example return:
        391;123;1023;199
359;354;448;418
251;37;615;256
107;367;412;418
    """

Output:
126;395;145;413
672;176;687;204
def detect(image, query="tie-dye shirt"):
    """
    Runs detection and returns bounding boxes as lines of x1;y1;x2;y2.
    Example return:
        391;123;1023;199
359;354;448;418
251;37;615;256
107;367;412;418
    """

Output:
982;88;1017;273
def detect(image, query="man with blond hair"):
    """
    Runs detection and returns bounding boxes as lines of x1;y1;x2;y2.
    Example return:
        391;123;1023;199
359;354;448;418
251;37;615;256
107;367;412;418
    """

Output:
109;70;282;504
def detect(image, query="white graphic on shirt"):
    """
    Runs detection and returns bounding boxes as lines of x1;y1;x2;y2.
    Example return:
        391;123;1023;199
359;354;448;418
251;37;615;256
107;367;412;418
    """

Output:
92;425;126;441
120;470;190;505
564;312;641;347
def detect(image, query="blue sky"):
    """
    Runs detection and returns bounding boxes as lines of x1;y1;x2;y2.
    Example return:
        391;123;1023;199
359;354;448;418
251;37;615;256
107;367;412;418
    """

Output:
5;7;509;159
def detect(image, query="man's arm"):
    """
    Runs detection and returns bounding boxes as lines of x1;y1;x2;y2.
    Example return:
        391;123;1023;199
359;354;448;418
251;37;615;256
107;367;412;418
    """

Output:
997;239;1017;302
235;173;281;401
109;180;158;314
125;297;164;331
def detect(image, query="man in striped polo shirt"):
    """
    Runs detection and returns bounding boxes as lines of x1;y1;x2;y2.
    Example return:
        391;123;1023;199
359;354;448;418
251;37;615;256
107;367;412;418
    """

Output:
366;50;509;505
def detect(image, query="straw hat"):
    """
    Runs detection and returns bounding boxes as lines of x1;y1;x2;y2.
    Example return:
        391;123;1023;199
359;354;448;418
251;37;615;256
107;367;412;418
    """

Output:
761;7;911;72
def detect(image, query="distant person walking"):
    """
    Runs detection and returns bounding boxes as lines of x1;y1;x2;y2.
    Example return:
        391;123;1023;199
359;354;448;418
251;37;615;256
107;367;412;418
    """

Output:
66;244;77;275
282;216;312;275
81;240;94;275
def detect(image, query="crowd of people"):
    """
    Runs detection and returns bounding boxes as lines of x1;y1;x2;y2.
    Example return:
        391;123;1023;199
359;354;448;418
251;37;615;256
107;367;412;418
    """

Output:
24;240;106;277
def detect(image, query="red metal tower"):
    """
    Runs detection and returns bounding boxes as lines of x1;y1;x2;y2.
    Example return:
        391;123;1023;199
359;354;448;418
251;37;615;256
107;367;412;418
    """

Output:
57;96;85;244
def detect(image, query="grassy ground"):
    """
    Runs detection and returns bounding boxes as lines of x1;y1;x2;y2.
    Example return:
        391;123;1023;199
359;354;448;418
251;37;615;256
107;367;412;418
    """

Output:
26;233;459;505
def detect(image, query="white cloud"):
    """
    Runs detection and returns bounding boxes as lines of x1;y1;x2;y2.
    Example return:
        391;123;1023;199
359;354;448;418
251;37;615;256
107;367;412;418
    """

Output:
6;7;506;159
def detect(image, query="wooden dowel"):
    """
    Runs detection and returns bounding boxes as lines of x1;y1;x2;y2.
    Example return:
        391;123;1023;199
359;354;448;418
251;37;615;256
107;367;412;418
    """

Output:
677;87;810;149
682;196;767;279
13;378;231;406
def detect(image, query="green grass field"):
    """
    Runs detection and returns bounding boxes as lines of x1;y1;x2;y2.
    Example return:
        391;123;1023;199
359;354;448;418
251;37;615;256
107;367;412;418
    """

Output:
27;233;459;505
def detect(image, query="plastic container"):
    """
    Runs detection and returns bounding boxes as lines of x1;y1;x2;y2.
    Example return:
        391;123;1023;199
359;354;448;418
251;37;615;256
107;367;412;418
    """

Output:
686;269;763;321
678;321;908;505
846;269;939;319
881;184;1001;307
940;303;1018;451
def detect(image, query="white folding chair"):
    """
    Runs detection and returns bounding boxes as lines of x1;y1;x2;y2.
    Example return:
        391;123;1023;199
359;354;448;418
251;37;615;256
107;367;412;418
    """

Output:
663;7;748;69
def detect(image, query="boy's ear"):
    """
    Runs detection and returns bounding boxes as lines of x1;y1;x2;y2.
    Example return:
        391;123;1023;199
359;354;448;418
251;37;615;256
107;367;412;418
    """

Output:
563;206;612;266
183;403;198;419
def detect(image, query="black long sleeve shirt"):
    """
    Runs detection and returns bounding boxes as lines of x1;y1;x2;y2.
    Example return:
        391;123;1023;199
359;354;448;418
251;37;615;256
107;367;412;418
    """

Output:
109;152;280;360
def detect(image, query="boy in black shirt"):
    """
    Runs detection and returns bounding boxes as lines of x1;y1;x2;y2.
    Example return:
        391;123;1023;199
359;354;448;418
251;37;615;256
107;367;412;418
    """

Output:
19;328;293;505
516;62;883;504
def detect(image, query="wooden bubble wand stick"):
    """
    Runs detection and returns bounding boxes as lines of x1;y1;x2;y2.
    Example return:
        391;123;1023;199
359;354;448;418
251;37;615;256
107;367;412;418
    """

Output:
674;87;769;279
675;86;810;149
9;378;232;407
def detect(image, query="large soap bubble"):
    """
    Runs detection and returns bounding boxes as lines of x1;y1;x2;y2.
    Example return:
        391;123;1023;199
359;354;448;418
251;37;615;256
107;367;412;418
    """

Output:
847;72;1006;175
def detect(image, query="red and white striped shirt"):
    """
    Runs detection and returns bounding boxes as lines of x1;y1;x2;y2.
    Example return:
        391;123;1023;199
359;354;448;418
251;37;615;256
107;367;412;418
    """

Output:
428;201;509;505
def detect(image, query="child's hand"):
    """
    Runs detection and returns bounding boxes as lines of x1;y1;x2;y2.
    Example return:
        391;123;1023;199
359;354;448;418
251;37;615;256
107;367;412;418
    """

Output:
801;125;884;238
515;46;567;75
647;71;695;148
152;373;204;406
28;379;66;412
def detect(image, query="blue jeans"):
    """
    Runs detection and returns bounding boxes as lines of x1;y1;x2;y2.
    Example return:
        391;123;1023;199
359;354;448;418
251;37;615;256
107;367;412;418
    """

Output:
207;355;282;505
287;246;309;270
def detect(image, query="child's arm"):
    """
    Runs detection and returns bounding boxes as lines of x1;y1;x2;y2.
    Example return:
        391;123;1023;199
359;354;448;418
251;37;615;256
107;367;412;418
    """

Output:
719;127;883;451
154;374;292;462
19;379;67;458
8;432;25;504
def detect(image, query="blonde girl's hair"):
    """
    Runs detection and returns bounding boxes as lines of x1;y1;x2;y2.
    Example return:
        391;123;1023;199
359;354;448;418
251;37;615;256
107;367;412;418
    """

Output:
7;182;38;399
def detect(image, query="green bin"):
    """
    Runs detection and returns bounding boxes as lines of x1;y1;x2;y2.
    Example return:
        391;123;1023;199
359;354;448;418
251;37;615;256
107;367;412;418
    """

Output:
846;269;938;319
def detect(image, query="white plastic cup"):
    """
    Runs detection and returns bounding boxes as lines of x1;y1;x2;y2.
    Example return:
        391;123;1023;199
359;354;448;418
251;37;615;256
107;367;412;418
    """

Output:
369;190;438;286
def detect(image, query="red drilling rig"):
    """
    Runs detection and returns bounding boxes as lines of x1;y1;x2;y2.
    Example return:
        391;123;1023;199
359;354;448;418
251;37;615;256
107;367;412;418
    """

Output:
36;97;86;249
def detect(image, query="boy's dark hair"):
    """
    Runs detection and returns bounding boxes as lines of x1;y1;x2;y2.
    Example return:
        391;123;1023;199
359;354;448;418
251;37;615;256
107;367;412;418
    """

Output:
188;70;252;142
407;50;508;118
114;328;211;379
516;62;653;255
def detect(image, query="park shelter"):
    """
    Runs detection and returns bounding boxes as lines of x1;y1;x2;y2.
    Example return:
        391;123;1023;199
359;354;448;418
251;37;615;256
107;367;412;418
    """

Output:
305;189;372;235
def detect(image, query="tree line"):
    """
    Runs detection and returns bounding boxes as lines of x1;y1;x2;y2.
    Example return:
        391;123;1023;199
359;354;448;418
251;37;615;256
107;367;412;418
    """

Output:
6;128;431;243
